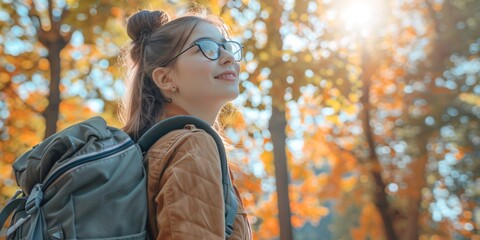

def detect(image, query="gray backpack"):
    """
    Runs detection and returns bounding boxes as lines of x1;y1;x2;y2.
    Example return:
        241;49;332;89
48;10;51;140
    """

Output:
0;116;238;239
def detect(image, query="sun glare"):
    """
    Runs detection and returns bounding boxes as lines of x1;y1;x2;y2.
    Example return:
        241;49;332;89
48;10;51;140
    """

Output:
340;1;379;35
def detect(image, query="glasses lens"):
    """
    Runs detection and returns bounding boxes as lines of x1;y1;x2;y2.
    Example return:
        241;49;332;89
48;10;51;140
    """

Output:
224;42;242;61
198;41;219;60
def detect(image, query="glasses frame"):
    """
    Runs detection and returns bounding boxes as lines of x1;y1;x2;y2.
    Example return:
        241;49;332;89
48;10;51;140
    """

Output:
162;39;243;67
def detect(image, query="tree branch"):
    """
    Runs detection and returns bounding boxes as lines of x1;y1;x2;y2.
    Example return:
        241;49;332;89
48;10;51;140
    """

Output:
47;0;53;25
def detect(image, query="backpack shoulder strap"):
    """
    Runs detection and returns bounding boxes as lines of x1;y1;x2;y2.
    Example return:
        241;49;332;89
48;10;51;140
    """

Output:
137;115;238;238
0;195;25;231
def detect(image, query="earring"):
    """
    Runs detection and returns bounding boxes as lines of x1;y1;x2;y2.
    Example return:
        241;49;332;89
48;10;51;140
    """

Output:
164;97;172;103
172;86;177;93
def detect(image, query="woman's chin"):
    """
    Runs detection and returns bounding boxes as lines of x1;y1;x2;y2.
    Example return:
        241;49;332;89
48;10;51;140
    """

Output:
225;90;240;101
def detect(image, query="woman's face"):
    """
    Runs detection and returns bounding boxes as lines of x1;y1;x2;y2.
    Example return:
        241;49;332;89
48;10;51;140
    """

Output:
170;22;240;108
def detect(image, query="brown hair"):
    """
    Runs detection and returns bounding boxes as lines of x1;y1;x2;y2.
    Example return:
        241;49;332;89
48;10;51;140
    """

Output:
119;9;228;141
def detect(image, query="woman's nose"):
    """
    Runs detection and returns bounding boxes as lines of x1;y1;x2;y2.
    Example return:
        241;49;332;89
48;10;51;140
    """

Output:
218;48;235;65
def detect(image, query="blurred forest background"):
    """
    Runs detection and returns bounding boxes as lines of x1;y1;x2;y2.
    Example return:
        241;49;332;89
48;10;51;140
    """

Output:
0;0;479;239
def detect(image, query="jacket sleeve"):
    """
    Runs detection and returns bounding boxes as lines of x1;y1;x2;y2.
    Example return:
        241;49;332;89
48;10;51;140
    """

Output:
154;131;225;240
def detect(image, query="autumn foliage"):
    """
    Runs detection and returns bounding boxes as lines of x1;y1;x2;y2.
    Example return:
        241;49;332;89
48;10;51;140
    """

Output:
1;0;479;240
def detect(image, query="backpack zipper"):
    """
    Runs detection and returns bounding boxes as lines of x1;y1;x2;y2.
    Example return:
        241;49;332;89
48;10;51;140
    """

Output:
42;139;135;190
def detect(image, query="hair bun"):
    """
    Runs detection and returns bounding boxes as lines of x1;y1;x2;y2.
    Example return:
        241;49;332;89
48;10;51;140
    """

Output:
126;10;169;42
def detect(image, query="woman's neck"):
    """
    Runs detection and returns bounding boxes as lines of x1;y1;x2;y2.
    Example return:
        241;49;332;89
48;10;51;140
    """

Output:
164;103;220;126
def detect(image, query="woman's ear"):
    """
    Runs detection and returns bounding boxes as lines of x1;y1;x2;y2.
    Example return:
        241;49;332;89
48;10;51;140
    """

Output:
152;67;174;91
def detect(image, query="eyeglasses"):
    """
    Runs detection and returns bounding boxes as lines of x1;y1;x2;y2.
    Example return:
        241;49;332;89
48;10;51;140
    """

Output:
163;39;243;66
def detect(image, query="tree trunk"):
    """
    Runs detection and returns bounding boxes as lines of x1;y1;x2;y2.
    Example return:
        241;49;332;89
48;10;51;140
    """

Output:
262;0;293;238
269;106;294;240
34;0;69;139
405;141;429;240
42;40;63;139
405;193;421;240
360;40;398;240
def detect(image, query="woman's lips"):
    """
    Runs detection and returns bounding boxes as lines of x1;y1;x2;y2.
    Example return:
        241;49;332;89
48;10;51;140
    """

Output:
215;71;237;81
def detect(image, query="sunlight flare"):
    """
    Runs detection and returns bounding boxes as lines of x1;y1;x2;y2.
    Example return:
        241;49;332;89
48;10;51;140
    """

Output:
340;0;380;36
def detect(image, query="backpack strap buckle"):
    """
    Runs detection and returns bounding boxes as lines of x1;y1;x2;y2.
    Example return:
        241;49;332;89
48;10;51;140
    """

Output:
25;184;44;215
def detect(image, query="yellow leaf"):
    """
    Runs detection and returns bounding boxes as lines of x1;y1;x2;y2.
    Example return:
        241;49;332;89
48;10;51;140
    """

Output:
326;114;340;126
344;104;357;115
290;12;298;20
38;58;50;71
303;54;312;63
300;13;308;22
291;215;304;228
111;7;123;18
341;175;358;192
1;186;19;198
348;93;360;103
0;73;10;83
21;60;34;69
259;52;270;61
260;151;274;174
326;98;341;112
0;164;12;179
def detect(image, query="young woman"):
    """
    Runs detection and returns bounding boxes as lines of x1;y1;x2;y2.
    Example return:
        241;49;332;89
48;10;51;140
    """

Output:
120;9;252;240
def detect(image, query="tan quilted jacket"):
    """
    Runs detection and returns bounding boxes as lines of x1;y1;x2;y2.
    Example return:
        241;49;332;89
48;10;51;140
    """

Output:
145;105;252;240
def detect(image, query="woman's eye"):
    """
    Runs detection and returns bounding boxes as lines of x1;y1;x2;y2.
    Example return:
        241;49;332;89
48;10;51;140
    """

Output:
206;50;216;57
